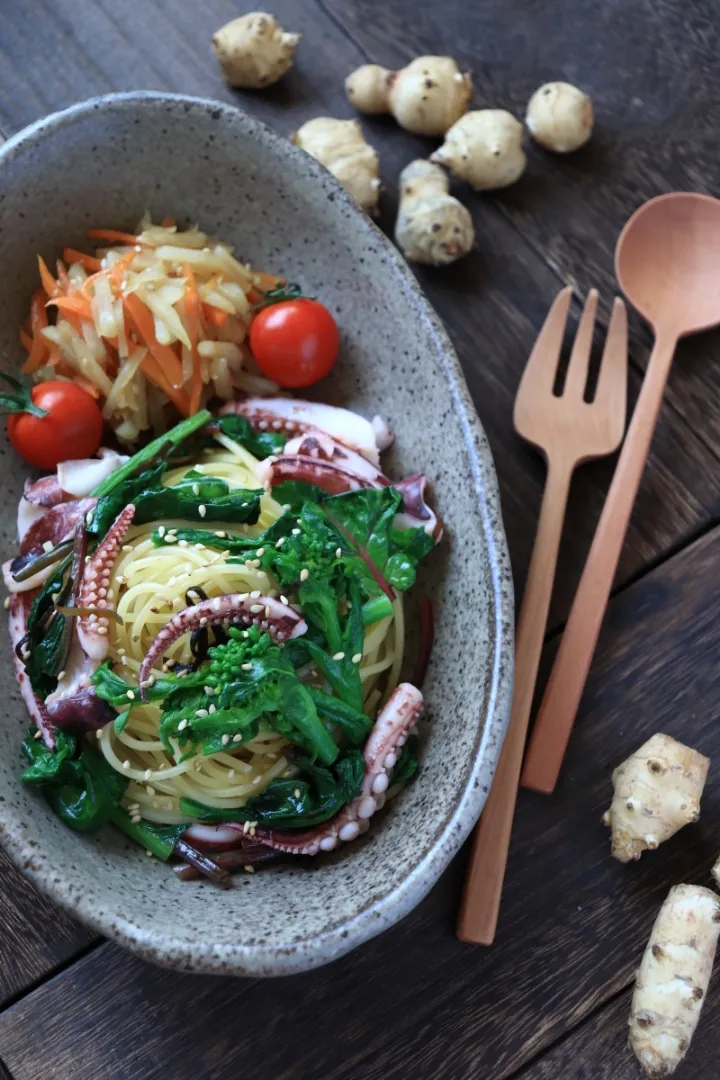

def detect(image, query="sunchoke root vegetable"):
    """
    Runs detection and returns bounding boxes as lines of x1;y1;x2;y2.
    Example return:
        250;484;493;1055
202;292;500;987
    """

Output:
603;733;709;863
291;118;381;214
525;81;593;153
430;110;526;190
395;160;474;266
212;12;300;89
629;885;720;1078
346;56;472;136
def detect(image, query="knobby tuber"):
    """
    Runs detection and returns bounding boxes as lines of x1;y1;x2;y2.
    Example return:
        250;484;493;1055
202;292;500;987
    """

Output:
629;885;720;1078
526;81;593;153
395;160;474;266
430;110;526;190
346;56;472;137
212;12;300;89
291;118;381;213
603;733;708;863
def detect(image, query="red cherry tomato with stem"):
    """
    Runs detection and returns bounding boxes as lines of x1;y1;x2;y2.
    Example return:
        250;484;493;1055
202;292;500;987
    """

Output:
250;298;340;388
3;378;104;470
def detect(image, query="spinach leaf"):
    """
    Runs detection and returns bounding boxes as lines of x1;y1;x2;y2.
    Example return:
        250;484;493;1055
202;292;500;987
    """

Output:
271;480;326;509
110;813;185;860
307;687;372;745
150;512;295;554
180;748;364;829
21;730;77;784
213;414;286;460
23;554;73;698
390;743;419;786
21;735;128;833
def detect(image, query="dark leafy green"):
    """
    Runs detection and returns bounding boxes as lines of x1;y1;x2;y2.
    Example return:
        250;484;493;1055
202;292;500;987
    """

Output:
212;414;286;460
391;743;419;786
180;748;364;829
23;554;73;698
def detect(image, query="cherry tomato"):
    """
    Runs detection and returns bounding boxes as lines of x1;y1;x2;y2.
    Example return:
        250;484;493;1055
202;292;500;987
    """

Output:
7;381;104;470
249;299;340;388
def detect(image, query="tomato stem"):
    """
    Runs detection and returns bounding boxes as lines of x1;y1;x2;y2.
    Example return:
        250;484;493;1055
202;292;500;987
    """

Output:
0;373;48;419
250;283;310;311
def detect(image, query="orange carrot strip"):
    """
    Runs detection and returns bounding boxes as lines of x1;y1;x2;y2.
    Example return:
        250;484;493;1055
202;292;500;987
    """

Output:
37;255;60;298
64;248;102;272
202;303;229;327
21;290;50;374
183;263;203;414
253;271;285;291
48;295;93;320
123;293;185;391
56;260;70;291
247;288;262;306
19;329;33;353
87;229;142;245
140;353;190;416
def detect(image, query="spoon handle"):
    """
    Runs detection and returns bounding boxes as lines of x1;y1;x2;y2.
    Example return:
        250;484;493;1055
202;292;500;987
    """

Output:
457;458;573;945
521;331;678;795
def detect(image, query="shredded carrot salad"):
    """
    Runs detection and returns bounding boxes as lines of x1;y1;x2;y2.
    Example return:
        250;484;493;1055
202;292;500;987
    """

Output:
20;216;283;443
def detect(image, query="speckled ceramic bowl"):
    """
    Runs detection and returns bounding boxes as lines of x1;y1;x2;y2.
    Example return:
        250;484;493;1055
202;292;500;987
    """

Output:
0;92;513;976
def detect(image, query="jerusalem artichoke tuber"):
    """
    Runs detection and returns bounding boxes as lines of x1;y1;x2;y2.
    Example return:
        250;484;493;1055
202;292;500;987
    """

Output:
526;81;593;153
395;160;474;266
212;12;300;89
346;56;472;136
291;118;381;213
430;110;526;190
603;733;709;863
629;884;720;1078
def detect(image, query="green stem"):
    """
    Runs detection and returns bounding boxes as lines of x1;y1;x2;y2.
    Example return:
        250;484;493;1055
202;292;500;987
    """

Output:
92;409;212;498
362;594;394;626
109;807;183;860
0;373;47;419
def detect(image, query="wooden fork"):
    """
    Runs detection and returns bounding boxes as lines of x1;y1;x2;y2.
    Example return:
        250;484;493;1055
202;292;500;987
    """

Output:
457;286;627;946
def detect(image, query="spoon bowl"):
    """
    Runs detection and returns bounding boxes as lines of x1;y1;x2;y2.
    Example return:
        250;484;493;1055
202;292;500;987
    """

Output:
615;192;720;336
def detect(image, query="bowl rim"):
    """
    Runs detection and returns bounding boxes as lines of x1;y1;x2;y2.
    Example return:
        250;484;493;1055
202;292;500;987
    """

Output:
0;90;514;975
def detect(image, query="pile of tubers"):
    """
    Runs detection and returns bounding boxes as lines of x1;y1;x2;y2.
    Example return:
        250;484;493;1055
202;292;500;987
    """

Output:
604;732;720;1078
210;14;593;268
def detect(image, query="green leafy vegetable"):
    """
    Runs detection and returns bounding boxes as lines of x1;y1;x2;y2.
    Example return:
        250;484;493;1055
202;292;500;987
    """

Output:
213;413;286;460
390;743;419;786
23;553;73;698
180;748;364;829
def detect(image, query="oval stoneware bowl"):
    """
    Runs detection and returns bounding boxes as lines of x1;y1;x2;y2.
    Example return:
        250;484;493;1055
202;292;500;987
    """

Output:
0;92;513;976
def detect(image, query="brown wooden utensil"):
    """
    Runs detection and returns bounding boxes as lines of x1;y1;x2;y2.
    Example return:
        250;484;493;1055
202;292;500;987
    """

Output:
522;192;720;797
458;287;627;946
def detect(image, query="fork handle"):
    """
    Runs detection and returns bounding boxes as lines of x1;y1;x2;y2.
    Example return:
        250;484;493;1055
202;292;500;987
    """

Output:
521;330;678;795
457;459;573;945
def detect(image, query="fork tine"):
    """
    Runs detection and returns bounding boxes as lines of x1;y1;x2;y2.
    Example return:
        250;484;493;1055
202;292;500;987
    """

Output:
564;289;598;399
594;298;628;436
514;286;573;410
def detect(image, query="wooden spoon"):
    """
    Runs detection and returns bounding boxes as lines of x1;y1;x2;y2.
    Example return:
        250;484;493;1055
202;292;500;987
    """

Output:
521;192;720;796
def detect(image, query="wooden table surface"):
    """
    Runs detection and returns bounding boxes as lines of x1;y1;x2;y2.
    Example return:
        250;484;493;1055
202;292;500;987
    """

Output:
2;1;720;1078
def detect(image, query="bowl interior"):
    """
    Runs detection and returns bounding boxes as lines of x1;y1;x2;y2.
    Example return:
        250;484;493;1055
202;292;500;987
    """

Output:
0;93;512;975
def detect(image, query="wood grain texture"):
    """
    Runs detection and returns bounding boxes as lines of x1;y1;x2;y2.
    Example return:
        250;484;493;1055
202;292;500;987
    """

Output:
0;0;718;630
5;523;720;1080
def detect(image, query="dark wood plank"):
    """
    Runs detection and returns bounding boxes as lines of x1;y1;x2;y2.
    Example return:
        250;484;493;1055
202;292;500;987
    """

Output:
326;0;720;471
0;0;718;628
5;522;720;1079
0;847;94;1007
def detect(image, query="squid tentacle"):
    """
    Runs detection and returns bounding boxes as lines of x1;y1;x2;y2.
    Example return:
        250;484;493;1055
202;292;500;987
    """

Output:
76;504;136;662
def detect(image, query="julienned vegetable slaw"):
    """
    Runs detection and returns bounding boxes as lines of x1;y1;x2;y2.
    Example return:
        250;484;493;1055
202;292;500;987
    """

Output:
17;218;340;452
6;390;442;884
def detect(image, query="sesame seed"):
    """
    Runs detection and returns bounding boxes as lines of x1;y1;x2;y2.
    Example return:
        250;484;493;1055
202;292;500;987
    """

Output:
352;652;363;664
209;704;216;714
300;568;309;582
33;729;43;740
123;760;131;769
195;463;205;473
214;530;226;538
250;590;261;599
195;708;209;719
199;617;208;626
291;528;301;536
165;534;177;543
57;669;66;681
228;769;235;779
146;850;153;857
85;511;94;525
333;651;345;661
178;719;188;732
42;540;54;553
275;537;286;548
127;803;140;811
3;597;9;610
257;547;265;557
134;244;143;253
232;733;243;742
178;539;188;548
144;769;152;781
213;598;223;611
158;526;166;538
280;595;288;605
221;734;230;746
122;544;133;552
198;505;207;518
250;604;263;613
126;690;135;700
244;864;255;873
265;606;271;617
146;785;155;796
165;657;176;666
204;685;214;695
241;662;253;670
335;547;342;558
192;483;200;496
294;788;301;798
253;776;261;785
